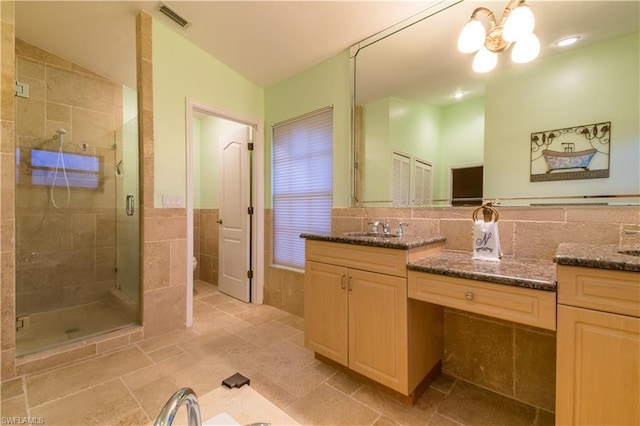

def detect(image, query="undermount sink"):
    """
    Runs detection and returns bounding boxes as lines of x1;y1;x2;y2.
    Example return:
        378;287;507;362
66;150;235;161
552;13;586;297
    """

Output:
344;231;400;238
617;249;640;257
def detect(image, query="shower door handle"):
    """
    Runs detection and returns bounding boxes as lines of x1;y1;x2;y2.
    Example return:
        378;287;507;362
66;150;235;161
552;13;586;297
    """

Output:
126;194;135;216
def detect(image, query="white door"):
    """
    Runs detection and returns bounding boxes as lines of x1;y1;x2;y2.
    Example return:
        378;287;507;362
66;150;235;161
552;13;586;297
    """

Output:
218;127;251;302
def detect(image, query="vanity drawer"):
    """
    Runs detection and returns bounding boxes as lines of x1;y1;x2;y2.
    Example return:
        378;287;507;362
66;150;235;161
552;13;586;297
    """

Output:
408;271;556;330
306;240;409;277
557;265;640;318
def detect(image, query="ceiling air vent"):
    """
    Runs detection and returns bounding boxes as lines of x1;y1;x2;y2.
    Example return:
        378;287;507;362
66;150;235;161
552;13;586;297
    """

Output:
158;3;191;29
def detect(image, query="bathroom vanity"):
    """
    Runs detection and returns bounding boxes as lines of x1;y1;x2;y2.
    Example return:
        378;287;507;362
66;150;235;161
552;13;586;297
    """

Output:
301;232;640;423
301;233;445;401
554;243;640;426
407;252;557;331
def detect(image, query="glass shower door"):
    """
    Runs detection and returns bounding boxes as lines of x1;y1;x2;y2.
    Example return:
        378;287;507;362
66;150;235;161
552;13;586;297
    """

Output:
14;39;140;356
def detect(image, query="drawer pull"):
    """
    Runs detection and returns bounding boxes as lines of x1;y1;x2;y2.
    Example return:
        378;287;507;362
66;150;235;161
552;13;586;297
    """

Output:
465;291;474;301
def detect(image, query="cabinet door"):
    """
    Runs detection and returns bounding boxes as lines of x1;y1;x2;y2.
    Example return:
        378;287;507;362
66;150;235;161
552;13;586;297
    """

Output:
348;269;408;393
304;261;349;366
556;305;640;426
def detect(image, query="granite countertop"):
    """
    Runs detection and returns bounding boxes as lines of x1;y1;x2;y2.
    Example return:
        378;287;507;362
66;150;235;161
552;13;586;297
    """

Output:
407;251;557;292
554;243;640;272
300;232;446;250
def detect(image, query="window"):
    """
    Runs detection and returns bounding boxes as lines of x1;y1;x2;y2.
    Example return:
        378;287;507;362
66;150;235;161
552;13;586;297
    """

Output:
18;147;102;190
272;107;333;269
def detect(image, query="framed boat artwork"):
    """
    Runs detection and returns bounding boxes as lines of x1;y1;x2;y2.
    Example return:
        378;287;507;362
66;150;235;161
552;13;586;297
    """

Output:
530;122;611;182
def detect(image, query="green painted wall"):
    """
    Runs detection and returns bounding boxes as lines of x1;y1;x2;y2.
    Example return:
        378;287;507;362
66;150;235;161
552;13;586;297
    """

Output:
363;98;391;202
192;117;202;208
264;50;351;208
152;18;264;208
362;95;483;204
363;97;442;203
484;32;640;200
439;96;485;201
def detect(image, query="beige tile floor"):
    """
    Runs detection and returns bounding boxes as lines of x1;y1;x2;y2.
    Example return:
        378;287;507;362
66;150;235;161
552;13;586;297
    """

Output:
1;281;554;426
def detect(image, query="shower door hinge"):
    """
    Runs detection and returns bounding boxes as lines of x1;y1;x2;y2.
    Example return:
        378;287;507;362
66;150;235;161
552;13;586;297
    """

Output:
16;315;30;331
247;206;254;215
14;81;30;98
247;270;254;279
247;142;254;151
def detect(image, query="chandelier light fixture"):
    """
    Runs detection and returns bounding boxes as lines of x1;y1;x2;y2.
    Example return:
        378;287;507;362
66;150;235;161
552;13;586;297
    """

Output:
457;0;540;73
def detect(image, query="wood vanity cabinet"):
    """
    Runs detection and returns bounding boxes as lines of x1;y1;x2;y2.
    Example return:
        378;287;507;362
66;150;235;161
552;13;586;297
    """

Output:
556;265;640;426
304;239;444;397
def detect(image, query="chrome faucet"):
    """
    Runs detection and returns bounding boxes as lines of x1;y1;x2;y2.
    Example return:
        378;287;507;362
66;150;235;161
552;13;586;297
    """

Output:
380;219;391;235
367;219;391;235
397;222;409;237
154;387;202;426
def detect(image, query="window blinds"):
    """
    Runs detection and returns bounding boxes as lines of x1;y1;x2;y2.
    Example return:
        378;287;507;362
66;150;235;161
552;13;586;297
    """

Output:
272;107;333;269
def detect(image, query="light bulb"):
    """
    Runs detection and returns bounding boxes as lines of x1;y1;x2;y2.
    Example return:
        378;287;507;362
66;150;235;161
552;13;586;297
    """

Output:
511;32;540;63
472;46;498;73
502;4;535;42
458;18;486;53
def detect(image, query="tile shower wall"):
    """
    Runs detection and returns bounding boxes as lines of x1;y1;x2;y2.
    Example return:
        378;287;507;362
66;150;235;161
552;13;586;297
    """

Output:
0;10;188;380
194;208;219;285
263;204;640;412
14;39;123;315
1;0;17;380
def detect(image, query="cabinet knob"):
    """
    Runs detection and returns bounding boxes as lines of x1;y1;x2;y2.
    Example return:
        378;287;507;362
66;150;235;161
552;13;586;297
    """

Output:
340;275;346;290
465;291;474;301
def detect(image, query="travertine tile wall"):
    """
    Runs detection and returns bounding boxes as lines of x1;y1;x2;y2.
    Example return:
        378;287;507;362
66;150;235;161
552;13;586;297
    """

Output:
194;208;219;285
1;0;17;381
263;205;640;411
137;12;187;339
263;209;305;317
14;38;122;314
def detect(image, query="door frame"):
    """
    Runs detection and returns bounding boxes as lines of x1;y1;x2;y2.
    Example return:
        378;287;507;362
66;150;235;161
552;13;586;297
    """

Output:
185;99;264;327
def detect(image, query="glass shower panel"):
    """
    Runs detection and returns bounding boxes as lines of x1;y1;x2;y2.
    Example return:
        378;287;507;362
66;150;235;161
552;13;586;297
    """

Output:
14;38;140;356
115;87;140;308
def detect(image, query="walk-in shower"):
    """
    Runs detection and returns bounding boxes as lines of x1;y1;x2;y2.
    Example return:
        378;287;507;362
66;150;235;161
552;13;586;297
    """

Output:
14;40;140;356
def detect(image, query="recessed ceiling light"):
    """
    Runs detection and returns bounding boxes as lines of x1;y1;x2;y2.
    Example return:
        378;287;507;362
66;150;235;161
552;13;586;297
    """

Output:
555;36;581;47
453;92;466;99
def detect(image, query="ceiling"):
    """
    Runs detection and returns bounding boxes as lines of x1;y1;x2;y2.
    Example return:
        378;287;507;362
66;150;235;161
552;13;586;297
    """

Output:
14;0;435;89
15;1;640;104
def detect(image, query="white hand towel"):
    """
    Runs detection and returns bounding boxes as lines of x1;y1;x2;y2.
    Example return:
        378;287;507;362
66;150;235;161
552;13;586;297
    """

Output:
472;219;502;262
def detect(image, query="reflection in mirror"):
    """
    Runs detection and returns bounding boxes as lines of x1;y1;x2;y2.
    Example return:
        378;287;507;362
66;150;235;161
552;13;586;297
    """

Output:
351;1;639;207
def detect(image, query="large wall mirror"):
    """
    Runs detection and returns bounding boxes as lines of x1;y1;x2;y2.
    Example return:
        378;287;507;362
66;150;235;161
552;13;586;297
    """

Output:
351;0;639;207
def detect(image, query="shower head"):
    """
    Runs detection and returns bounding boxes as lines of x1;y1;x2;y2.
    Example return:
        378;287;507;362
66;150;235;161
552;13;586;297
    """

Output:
53;128;67;143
